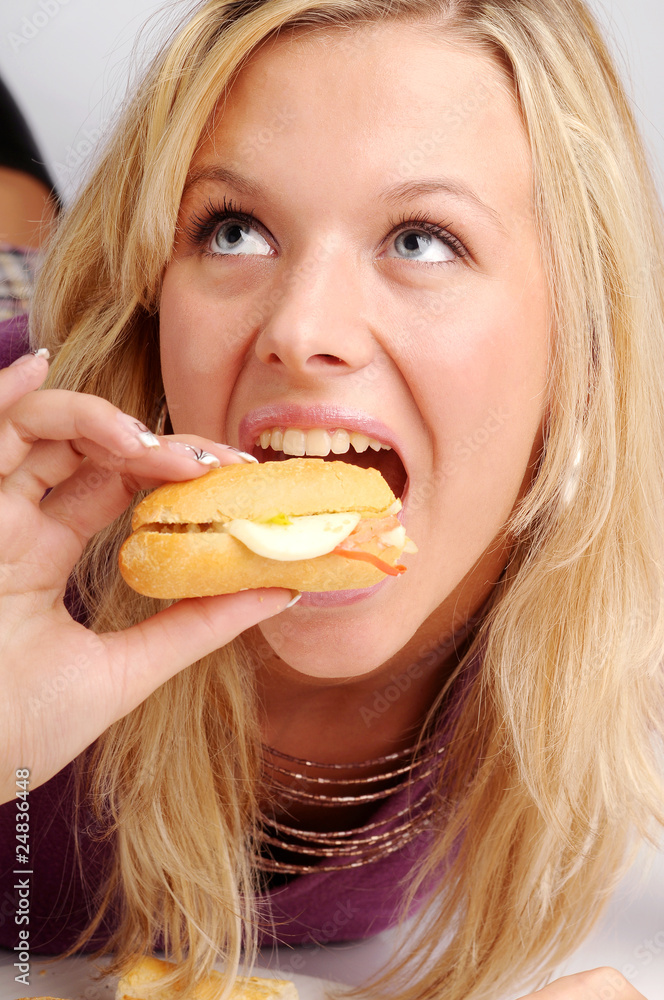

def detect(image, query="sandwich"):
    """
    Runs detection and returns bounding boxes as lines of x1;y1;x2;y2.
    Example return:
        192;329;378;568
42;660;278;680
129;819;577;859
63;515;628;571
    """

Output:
115;955;298;1000
118;457;417;599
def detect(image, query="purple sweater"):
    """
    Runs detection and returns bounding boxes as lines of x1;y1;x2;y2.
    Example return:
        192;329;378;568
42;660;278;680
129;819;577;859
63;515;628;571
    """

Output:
0;315;472;955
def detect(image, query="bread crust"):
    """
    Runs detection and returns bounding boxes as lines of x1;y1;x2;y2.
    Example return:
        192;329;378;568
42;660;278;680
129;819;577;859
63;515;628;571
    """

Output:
119;530;403;598
119;458;409;598
116;956;298;1000
131;458;396;529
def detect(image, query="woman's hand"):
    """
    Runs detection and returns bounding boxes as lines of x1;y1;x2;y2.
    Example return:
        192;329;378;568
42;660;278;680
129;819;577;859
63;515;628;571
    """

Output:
517;967;646;998
0;351;292;805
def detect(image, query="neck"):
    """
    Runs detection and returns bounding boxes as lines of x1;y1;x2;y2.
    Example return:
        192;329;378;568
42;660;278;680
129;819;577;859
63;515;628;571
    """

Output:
245;610;482;767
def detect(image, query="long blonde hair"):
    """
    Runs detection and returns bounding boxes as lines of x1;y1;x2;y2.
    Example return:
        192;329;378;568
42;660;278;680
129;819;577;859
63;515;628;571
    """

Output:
32;1;664;998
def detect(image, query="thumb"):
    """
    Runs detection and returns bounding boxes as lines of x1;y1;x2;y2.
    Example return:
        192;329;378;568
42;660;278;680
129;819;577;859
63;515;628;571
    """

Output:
104;588;294;714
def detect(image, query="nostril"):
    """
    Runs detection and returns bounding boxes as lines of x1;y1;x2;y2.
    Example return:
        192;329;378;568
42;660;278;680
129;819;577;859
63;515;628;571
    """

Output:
310;354;345;366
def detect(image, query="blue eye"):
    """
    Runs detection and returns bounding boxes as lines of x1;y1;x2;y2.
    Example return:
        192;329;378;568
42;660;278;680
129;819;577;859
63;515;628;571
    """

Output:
183;197;469;265
389;229;457;264
182;196;273;258
385;209;468;265
210;219;271;256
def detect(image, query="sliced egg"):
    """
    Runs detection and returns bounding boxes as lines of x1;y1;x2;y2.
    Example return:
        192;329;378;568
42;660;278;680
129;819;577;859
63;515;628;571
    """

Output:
224;512;362;561
378;525;406;549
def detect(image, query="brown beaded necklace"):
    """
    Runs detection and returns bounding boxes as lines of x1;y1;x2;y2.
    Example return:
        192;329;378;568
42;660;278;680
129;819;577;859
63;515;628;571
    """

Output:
254;604;488;875
256;738;443;874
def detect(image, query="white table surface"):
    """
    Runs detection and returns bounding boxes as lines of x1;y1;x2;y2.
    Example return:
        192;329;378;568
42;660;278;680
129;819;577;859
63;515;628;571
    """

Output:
1;841;662;1000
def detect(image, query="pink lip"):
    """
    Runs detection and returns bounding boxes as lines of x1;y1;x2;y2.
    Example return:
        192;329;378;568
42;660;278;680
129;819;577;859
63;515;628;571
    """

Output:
297;575;391;607
237;404;414;594
238;403;409;478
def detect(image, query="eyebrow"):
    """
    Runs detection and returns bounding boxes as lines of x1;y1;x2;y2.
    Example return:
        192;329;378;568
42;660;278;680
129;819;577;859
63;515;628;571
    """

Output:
183;164;506;231
380;178;506;232
183;165;263;198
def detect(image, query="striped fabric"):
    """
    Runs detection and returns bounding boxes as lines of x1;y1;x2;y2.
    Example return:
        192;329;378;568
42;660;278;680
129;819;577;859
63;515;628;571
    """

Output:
0;239;39;321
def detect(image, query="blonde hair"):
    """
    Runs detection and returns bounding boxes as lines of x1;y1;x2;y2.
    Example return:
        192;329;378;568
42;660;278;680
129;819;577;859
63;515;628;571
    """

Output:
32;1;664;998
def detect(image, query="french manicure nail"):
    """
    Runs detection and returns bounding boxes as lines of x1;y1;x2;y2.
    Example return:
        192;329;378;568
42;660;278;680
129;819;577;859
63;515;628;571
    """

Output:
215;444;259;463
117;412;161;448
167;441;221;467
10;348;50;367
284;591;302;609
197;452;221;466
137;430;161;448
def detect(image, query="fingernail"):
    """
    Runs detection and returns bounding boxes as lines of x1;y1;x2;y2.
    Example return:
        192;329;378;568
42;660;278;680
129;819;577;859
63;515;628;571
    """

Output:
137;430;161;448
167;441;221;467
284;591;302;609
215;444;259;464
117;412;161;448
10;348;50;367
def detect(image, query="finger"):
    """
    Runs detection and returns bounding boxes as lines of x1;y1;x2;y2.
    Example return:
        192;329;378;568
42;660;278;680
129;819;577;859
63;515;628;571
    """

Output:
10;435;253;499
521;967;644;999
38;438;254;544
3;432;219;503
0;350;50;410
0;388;167;479
1;384;254;480
102;588;295;718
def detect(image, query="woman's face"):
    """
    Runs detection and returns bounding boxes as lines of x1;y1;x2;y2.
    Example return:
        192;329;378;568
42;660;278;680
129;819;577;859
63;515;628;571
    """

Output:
159;23;549;679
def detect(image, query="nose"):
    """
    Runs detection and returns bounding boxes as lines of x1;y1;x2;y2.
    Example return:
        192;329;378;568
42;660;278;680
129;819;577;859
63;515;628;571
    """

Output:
253;236;376;379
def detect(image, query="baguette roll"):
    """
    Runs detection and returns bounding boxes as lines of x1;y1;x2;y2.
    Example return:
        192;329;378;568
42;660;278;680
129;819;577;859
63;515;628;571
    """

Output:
119;458;415;599
116;956;298;1000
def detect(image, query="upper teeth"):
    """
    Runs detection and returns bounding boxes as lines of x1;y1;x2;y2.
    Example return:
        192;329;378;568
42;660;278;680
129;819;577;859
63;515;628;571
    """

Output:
255;427;392;458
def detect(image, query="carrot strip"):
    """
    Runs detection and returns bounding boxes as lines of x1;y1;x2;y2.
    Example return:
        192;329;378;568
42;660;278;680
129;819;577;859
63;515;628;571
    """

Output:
331;546;407;576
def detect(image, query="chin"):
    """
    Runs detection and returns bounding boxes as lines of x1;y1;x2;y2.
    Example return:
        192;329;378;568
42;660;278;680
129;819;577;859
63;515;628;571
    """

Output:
250;566;435;679
253;596;419;679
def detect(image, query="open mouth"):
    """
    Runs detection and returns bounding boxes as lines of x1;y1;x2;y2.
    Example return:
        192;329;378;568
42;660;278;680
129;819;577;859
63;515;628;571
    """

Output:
251;439;409;500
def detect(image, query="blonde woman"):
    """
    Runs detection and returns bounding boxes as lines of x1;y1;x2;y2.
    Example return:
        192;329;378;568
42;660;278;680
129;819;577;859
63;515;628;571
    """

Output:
0;1;663;998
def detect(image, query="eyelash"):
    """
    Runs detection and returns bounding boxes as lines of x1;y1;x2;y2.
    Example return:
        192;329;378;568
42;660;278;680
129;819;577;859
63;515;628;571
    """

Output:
386;208;469;262
182;195;470;264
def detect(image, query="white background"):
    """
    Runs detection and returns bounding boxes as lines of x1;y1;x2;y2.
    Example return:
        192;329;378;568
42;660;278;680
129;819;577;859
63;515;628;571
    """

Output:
0;0;659;203
0;1;661;997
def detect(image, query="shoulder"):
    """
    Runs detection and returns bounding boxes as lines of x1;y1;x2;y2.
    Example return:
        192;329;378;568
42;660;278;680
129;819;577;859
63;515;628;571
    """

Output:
0;313;30;369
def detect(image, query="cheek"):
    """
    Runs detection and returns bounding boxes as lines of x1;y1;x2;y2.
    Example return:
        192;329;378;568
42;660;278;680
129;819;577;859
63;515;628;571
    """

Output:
423;275;549;506
159;264;245;435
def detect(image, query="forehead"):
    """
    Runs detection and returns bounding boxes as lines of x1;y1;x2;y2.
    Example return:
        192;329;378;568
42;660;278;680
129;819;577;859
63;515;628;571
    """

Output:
190;22;532;218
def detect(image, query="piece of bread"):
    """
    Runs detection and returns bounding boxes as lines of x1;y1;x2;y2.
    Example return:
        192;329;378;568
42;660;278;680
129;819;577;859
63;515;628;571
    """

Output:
116;956;298;1000
119;458;413;598
130;456;396;525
